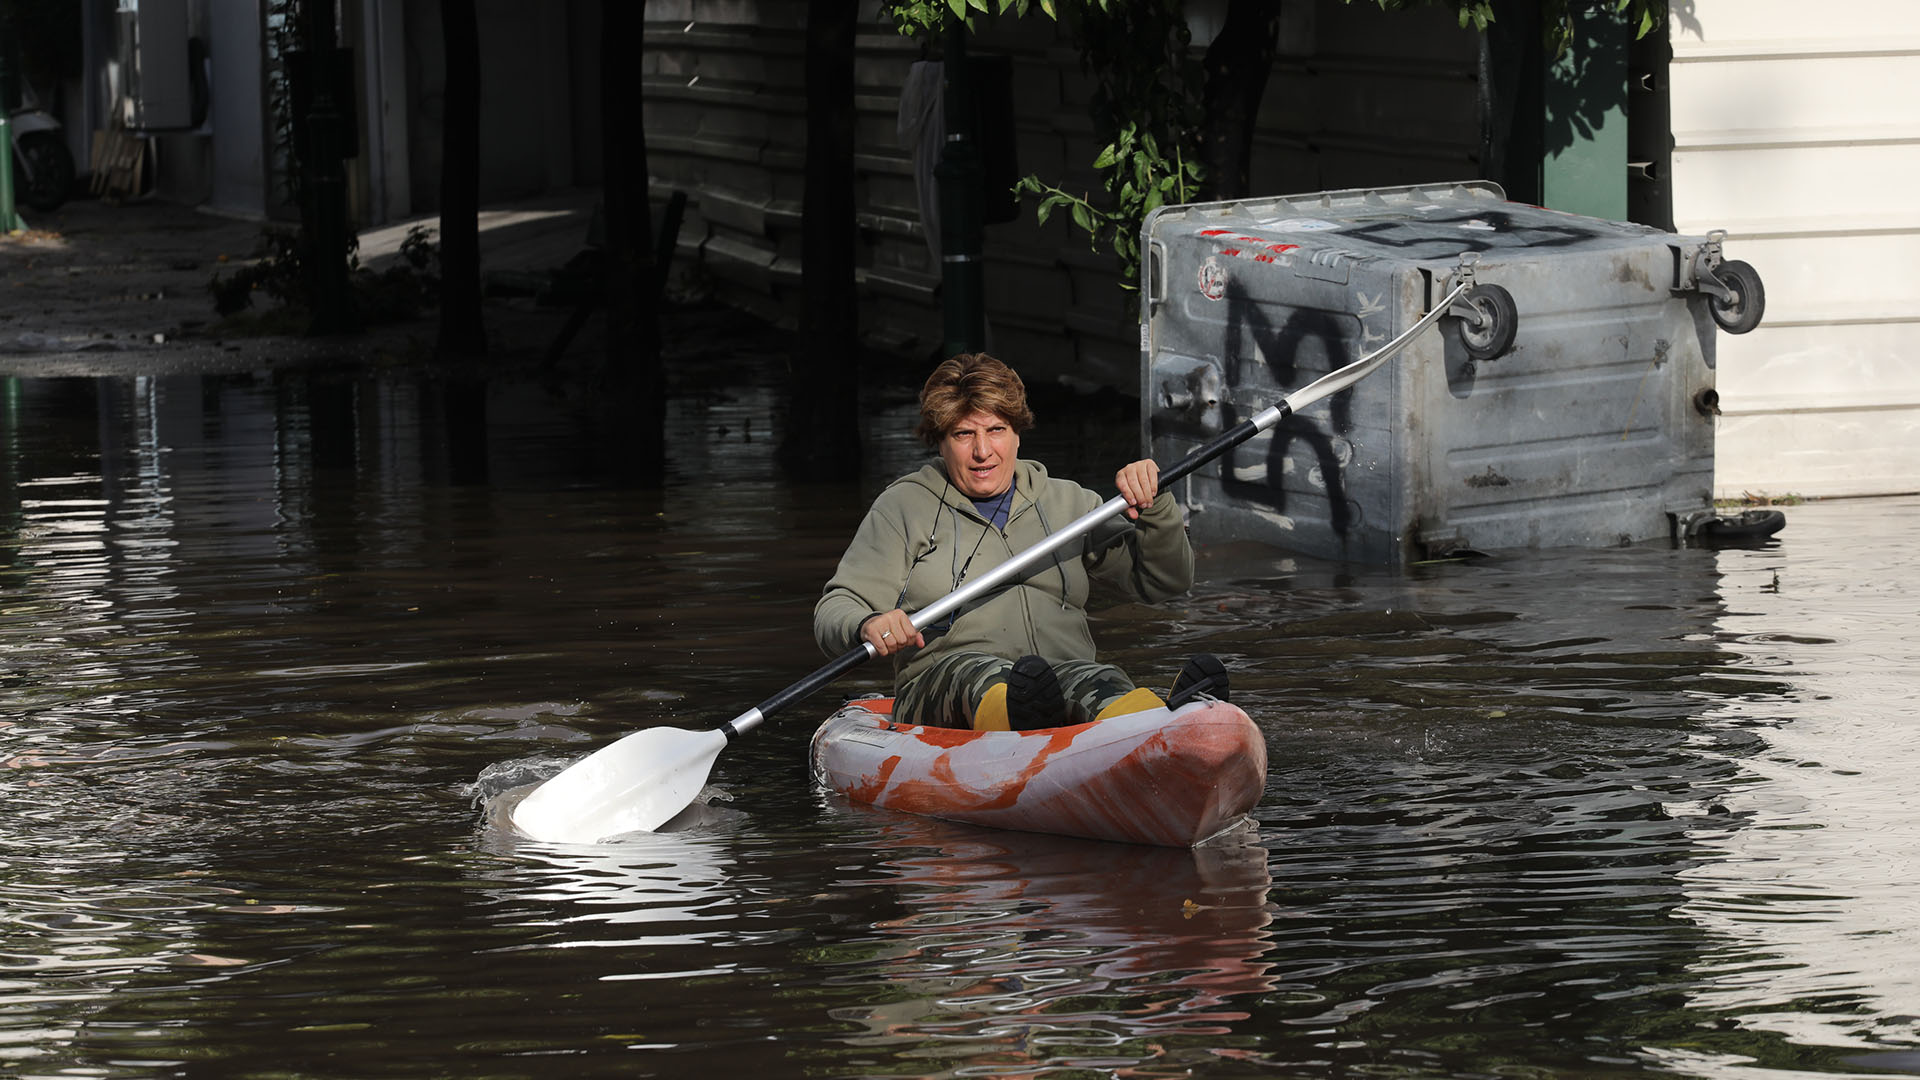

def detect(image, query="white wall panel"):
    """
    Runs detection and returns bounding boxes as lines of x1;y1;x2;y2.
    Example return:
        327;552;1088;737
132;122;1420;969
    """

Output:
1670;1;1920;498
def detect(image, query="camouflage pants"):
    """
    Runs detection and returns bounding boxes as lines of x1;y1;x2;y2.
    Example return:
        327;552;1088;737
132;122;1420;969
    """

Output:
893;650;1137;729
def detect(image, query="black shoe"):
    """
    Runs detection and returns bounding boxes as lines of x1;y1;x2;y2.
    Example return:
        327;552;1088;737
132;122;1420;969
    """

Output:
1168;653;1230;709
1007;654;1066;731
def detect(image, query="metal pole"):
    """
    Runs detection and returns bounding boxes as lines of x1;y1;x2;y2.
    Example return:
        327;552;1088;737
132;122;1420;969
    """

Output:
0;36;22;233
0;112;21;233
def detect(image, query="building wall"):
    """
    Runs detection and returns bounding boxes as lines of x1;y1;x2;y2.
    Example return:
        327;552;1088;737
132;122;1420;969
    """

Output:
206;1;267;219
640;2;811;330
639;0;1480;390
401;0;597;215
1668;0;1920;498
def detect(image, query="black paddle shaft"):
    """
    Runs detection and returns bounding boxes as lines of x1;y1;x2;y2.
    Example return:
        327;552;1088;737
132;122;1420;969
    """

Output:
1156;408;1284;490
747;644;873;732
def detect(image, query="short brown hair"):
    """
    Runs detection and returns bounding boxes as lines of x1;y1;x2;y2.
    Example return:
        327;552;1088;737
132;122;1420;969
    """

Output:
915;353;1036;448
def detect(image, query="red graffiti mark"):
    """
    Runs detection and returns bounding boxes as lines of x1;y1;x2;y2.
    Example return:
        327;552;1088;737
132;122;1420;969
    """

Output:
1210;240;1299;268
1199;232;1298;256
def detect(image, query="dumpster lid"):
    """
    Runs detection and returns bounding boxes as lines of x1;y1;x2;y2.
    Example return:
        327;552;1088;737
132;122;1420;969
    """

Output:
1148;181;1674;264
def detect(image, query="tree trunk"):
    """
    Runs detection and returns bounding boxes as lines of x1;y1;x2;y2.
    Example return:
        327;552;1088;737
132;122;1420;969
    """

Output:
1197;0;1282;202
600;0;666;479
437;0;485;358
780;0;862;478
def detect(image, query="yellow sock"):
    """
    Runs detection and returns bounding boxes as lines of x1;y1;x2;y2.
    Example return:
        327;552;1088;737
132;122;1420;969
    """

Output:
1093;686;1166;721
972;682;1011;731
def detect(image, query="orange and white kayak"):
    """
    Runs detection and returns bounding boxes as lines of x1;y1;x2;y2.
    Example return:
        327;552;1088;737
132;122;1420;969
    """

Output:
809;697;1267;847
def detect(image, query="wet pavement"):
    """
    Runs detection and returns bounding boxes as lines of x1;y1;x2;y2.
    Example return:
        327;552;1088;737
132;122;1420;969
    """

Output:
0;191;599;378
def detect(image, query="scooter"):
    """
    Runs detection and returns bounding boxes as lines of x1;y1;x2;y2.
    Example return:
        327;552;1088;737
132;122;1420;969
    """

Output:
8;85;74;213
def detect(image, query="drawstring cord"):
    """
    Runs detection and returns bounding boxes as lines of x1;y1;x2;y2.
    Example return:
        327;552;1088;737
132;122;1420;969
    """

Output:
954;481;1017;586
902;471;1028;625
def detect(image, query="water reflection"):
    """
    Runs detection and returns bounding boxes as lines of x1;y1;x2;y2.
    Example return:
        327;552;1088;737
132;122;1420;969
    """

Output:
482;791;745;958
5;358;1920;1078
1674;499;1920;1061
813;815;1277;1076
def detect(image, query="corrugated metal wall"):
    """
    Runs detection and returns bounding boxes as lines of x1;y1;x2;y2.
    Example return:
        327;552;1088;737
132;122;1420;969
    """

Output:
1668;0;1920;498
640;0;1478;390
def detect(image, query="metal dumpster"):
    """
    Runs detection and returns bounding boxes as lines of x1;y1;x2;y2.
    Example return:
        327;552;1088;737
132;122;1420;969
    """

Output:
1139;181;1766;563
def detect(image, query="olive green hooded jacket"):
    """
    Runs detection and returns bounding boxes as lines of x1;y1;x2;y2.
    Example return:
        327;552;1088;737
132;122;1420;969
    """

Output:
814;460;1194;691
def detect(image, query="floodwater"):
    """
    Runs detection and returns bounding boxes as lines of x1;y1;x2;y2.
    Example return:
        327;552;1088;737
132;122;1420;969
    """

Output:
4;350;1919;1079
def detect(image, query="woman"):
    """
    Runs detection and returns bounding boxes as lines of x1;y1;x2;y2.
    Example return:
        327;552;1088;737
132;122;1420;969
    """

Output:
814;353;1228;730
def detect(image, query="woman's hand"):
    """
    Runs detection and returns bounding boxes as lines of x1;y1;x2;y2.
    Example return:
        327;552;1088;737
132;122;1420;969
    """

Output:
861;609;924;657
1115;459;1161;520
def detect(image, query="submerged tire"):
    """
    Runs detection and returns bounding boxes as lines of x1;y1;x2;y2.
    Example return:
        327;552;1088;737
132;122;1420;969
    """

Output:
1700;509;1786;544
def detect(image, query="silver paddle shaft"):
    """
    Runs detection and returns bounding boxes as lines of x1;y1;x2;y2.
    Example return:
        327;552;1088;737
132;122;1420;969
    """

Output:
908;283;1462;640
726;284;1463;738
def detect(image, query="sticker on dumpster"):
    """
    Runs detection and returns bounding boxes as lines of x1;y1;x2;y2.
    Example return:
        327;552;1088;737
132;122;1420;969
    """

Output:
1198;256;1228;301
1258;217;1341;232
1198;230;1301;276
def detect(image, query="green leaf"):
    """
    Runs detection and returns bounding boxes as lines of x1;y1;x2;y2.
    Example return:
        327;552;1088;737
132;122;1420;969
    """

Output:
1071;202;1094;234
967;0;989;13
1039;0;1056;16
1092;143;1118;169
947;0;967;18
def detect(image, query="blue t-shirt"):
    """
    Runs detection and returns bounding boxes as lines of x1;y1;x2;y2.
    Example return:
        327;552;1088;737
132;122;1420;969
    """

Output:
971;490;1014;530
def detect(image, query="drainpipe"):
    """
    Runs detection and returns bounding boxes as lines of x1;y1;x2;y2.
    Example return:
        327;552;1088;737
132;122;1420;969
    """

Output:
0;40;22;233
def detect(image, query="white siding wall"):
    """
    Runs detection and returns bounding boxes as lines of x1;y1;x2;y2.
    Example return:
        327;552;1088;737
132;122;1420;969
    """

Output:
1668;1;1920;498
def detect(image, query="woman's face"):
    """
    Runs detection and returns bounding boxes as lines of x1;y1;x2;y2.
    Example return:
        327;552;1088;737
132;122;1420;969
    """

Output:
939;409;1020;499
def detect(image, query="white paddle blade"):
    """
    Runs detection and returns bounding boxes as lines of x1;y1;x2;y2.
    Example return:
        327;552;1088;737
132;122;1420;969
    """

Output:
509;727;729;844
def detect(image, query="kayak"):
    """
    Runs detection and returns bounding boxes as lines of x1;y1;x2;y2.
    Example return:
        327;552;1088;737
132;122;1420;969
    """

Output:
809;696;1267;847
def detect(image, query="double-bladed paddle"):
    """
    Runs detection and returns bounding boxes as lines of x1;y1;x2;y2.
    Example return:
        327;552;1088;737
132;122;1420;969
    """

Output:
510;284;1469;843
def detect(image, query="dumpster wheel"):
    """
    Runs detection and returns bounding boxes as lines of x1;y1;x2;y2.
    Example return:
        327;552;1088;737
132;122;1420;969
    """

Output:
1450;283;1518;361
1705;259;1765;334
